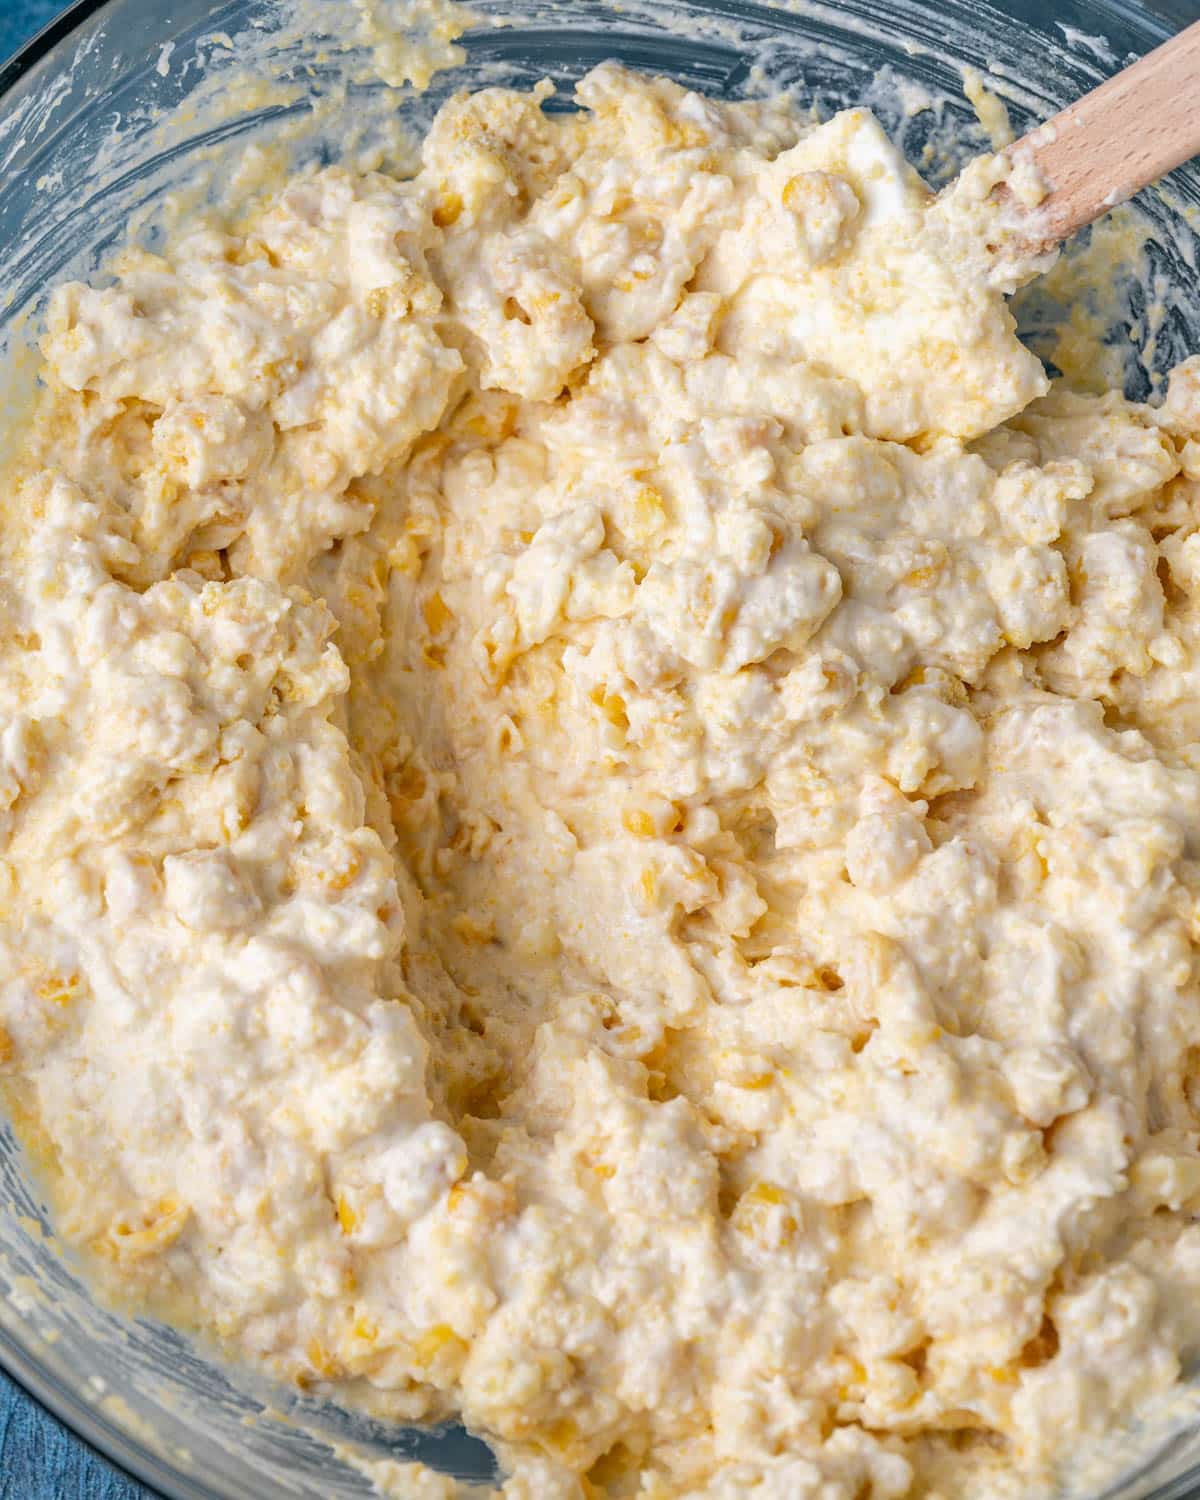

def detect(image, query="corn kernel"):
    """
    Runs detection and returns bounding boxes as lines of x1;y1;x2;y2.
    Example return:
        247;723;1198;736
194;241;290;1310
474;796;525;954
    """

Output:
36;971;85;1008
415;1323;466;1366
185;549;224;581
542;1418;579;1458
732;1181;798;1247
100;1197;191;1262
0;1025;12;1065
305;1339;341;1378
432;191;463;228
736;1072;775;1091
335;1194;359;1236
423;591;453;635
321;850;361;892
590;687;629;731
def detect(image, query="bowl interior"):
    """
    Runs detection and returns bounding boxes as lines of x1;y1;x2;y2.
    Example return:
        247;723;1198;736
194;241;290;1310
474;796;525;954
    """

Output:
3;0;1200;1496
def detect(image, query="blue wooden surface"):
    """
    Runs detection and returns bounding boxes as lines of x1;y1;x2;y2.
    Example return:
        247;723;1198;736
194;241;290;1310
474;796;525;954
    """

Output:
0;10;159;1496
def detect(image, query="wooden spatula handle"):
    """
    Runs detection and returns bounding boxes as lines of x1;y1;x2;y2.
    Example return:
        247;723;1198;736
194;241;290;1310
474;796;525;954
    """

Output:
1011;20;1200;254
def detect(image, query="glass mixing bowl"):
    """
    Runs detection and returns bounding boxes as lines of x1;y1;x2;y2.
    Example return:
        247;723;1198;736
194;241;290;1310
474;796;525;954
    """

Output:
3;0;1200;1495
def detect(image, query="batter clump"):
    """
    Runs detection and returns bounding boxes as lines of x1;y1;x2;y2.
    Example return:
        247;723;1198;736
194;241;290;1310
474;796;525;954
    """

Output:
5;63;1200;1500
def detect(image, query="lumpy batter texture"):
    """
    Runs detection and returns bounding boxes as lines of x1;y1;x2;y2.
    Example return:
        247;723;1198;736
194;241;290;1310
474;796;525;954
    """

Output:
6;64;1200;1500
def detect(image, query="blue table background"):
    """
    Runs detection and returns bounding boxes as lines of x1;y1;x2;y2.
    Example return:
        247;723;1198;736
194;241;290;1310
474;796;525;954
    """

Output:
0;8;159;1496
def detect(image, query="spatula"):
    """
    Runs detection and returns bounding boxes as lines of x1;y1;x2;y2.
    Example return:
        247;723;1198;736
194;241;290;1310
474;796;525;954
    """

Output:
1005;19;1200;257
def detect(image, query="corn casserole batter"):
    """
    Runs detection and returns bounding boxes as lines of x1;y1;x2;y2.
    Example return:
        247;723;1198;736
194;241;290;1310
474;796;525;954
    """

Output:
5;62;1200;1499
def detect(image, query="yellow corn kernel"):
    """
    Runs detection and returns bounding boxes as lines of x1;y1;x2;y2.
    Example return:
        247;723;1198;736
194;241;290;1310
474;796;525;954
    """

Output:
550;180;582;210
185;549;224;581
220;797;252;844
635;218;664;250
432;191;463;228
542;1418;579;1459
1014;826;1049;886
423;591;452;635
305;1339;342;1378
491;716;522;756
896;665;927;692
335;1194;359;1236
736;1072;775;1091
415;1323;466;1366
321;849;361;892
590;687;629;731
36;972;85;1008
732;1182;798;1247
622;797;682;840
835;1357;868;1399
101;1197;191;1262
461;401;518;441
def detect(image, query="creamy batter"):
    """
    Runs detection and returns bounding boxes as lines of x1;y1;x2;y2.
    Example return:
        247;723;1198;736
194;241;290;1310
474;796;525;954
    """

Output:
4;63;1200;1499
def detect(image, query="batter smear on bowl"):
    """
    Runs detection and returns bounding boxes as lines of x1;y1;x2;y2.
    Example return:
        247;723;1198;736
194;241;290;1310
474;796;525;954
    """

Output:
4;62;1200;1499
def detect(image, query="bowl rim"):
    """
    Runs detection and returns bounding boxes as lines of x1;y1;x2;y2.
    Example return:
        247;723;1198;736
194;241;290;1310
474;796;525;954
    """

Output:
0;0;109;98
